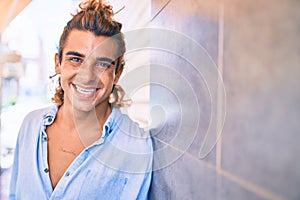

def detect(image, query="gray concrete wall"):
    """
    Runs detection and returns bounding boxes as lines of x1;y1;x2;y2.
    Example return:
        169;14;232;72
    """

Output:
149;0;300;199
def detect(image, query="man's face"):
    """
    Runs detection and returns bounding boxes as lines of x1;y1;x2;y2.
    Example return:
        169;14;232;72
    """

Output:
55;30;122;112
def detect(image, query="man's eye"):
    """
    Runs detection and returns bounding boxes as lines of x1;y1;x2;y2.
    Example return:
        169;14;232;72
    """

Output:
70;57;82;63
95;62;110;68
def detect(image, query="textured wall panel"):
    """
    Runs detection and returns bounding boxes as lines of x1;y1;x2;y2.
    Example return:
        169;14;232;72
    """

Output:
222;0;300;199
150;0;220;199
149;0;300;199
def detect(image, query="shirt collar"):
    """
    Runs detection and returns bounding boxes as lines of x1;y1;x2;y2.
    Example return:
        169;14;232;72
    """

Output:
41;105;121;144
102;107;121;137
42;105;59;126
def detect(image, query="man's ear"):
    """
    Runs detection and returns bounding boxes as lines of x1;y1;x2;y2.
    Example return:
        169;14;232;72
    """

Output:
54;53;61;74
114;67;123;84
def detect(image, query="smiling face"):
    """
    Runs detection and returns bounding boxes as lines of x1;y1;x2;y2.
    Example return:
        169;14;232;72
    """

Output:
55;30;123;113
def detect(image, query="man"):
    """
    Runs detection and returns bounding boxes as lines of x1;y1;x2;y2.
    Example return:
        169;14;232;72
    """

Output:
9;0;153;199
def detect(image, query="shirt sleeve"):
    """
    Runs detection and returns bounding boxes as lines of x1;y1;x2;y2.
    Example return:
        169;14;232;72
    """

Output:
136;171;153;200
119;138;153;200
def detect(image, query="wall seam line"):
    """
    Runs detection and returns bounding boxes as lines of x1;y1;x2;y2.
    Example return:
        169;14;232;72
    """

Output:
152;136;286;200
216;0;225;199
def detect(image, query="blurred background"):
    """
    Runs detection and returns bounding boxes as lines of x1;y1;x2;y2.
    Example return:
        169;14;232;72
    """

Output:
0;0;76;197
1;0;299;200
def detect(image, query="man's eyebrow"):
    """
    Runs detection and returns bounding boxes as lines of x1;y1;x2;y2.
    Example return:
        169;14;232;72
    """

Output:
96;57;115;65
66;52;115;65
66;51;85;57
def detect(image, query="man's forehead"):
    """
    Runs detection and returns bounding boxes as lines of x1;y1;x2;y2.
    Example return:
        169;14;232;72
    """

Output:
65;30;118;57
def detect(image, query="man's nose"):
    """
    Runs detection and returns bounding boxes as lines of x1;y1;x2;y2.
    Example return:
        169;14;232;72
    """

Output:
76;61;98;84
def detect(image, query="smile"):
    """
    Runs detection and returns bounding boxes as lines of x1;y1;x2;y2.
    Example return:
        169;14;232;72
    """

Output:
72;83;99;95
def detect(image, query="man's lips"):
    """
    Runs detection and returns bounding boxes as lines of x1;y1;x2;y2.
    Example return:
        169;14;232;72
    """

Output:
71;83;100;95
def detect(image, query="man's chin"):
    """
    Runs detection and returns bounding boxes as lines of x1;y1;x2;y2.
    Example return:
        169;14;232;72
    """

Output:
72;100;96;113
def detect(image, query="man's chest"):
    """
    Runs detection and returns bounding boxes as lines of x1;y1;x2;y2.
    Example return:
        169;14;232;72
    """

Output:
46;125;85;188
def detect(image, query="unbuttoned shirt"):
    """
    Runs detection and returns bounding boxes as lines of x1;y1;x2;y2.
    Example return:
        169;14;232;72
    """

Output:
9;106;153;200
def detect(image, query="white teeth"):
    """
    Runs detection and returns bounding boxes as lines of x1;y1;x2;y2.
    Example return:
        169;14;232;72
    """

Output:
74;84;96;95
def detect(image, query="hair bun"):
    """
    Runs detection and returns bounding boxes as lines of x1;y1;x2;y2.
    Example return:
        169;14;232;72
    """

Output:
79;0;114;20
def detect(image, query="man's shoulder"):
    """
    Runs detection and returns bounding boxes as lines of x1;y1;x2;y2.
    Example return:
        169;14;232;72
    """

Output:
16;105;57;144
109;108;153;154
111;108;149;137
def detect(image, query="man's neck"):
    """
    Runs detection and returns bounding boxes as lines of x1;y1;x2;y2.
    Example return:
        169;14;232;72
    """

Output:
57;102;112;146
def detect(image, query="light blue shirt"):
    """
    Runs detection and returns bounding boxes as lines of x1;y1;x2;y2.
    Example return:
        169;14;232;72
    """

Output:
9;106;153;200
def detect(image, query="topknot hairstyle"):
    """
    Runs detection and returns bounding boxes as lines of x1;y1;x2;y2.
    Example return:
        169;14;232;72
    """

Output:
52;0;126;105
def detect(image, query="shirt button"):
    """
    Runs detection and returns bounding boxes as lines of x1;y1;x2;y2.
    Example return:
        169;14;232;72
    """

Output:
44;168;49;173
47;118;53;123
43;136;48;141
65;172;70;177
